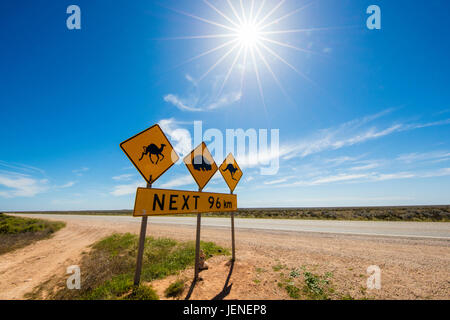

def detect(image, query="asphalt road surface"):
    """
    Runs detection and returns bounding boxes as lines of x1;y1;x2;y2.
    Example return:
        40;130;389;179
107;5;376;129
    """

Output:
16;214;450;239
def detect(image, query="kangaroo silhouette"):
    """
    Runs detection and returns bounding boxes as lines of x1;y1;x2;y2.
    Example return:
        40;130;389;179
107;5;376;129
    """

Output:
222;164;239;180
139;143;166;164
192;155;212;171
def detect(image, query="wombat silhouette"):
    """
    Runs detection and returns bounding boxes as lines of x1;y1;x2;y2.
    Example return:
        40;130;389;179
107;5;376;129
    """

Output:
193;155;212;171
139;143;166;164
222;164;239;180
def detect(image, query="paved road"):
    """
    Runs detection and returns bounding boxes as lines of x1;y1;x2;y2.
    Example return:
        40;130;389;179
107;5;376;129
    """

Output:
15;214;450;239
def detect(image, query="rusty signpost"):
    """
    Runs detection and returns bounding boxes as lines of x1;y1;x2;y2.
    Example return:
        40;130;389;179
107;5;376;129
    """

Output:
120;124;242;286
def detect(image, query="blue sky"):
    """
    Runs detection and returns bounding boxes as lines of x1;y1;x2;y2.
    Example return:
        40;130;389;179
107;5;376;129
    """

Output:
1;0;449;210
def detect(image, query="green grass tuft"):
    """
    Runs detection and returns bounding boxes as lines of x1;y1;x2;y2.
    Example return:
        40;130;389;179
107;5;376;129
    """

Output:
277;266;335;300
302;269;333;300
0;214;65;255
285;284;301;299
27;233;228;300
164;279;186;298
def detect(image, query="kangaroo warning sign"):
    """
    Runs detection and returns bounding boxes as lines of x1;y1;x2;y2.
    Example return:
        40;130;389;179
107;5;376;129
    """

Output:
219;153;243;193
184;142;218;190
120;124;179;185
133;188;237;216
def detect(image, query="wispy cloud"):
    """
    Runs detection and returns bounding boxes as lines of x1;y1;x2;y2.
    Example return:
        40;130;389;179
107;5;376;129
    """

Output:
163;94;203;112
282;111;450;160
112;174;135;181
0;173;49;198
401;118;450;131
159;174;194;189
264;177;291;185
56;181;76;189
204;91;242;110
164;92;241;112
302;173;370;186
72;167;89;176
396;151;450;164
283;124;402;160
348;161;382;171
163;73;242;112
274;168;450;187
110;180;145;196
0;161;49;198
0;160;45;175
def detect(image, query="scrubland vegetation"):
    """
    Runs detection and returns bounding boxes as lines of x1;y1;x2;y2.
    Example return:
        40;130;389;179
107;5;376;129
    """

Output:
206;206;450;222
0;213;65;255
10;205;449;221
27;233;228;300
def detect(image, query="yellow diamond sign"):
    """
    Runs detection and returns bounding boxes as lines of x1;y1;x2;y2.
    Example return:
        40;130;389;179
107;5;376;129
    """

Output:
120;124;179;185
219;153;243;193
184;142;218;190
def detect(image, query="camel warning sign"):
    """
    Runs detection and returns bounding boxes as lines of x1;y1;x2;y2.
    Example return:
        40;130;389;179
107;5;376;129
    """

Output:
133;188;237;216
120;124;179;185
184;142;218;190
219;153;243;193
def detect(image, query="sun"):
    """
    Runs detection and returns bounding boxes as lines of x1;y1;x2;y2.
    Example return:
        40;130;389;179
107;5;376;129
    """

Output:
237;23;261;47
163;0;322;106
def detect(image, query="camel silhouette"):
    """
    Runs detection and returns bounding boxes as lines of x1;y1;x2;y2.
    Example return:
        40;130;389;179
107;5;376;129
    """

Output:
139;143;166;164
222;164;239;180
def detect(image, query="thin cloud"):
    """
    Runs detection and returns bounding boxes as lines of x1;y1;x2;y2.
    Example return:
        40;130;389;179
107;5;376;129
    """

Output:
274;168;450;188
204;91;242;110
112;174;135;181
56;181;76;189
348;161;382;171
164;92;241;112
402;118;450;130
283;124;402;160
159;174;194;188
0;173;49;198
0;160;45;175
396;151;450;164
264;177;291;185
110;180;145;196
282;111;450;160
72;167;89;176
163;72;242;112
163;94;203;112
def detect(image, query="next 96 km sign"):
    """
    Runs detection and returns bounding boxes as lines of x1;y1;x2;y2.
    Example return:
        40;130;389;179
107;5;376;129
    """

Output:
133;188;237;216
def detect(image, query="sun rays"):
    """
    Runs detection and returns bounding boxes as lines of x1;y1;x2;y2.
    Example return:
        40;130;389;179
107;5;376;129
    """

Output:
160;0;324;106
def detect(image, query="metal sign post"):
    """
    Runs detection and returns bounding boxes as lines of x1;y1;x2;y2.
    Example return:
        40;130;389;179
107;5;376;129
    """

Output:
133;182;151;286
219;154;242;262
194;187;203;281
230;190;236;262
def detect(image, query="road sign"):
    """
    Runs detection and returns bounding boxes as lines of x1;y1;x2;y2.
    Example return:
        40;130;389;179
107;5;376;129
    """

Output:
183;142;218;190
219;153;243;193
133;188;237;216
120;124;179;185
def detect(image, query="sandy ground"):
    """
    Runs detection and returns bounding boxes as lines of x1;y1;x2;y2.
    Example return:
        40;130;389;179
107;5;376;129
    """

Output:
0;215;449;300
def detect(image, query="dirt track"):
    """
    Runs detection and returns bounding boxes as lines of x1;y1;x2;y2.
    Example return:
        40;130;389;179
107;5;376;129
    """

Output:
0;215;449;300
